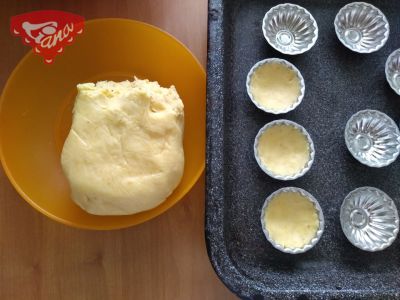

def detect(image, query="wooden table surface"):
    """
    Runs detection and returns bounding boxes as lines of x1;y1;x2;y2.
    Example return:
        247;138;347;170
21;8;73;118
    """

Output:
0;1;236;299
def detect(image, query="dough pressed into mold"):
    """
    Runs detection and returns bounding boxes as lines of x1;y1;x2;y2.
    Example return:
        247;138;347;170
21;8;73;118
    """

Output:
264;191;319;249
249;63;301;112
257;124;310;177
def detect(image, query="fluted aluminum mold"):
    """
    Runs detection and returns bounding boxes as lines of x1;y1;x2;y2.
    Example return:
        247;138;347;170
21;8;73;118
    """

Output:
341;187;399;252
345;110;400;167
246;58;305;114
262;3;318;55
261;187;324;254
385;49;400;95
254;120;315;180
334;2;389;53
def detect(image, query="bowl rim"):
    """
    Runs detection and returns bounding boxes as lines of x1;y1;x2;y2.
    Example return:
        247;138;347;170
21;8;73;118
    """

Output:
0;18;206;230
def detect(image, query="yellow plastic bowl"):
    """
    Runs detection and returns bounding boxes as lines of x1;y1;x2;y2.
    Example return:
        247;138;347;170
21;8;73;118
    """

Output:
0;19;205;229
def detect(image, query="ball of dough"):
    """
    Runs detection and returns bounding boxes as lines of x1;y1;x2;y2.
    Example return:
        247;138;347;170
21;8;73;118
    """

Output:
61;78;184;215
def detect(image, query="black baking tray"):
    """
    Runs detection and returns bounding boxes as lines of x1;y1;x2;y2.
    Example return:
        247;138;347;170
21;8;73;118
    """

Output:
205;0;400;299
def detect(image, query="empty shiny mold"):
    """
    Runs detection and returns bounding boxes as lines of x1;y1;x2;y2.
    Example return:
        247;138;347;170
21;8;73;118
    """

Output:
262;3;318;55
345;110;400;167
341;187;399;251
385;49;400;95
334;2;389;53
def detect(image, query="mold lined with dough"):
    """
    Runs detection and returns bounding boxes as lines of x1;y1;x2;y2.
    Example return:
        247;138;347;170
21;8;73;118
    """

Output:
249;62;301;112
264;191;319;249
256;124;310;177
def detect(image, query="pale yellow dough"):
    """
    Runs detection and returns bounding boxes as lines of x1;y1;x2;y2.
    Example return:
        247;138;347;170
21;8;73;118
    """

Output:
249;63;300;112
257;125;309;176
61;78;184;215
264;191;319;249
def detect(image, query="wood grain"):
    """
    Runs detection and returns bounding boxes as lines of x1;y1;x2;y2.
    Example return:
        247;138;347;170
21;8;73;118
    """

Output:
0;1;236;299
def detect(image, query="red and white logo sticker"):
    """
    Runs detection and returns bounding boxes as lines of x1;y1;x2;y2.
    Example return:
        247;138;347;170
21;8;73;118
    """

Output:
11;10;84;64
